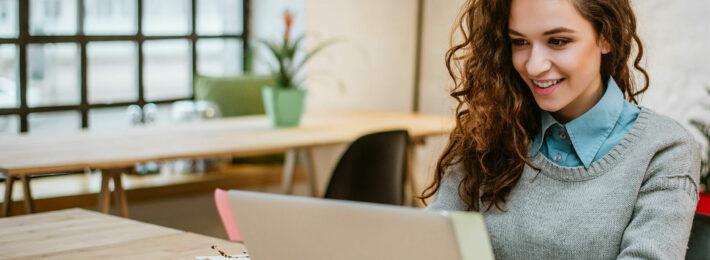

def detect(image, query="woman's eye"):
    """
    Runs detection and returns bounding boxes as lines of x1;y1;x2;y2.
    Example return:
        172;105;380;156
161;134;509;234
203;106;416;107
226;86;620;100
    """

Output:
549;38;570;47
511;39;528;46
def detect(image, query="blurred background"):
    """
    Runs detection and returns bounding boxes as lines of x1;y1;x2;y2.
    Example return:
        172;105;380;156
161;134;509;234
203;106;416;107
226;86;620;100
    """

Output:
1;0;709;239
1;0;708;136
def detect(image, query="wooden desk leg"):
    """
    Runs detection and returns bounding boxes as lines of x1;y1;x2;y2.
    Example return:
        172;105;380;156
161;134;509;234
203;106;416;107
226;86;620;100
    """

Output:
98;171;111;214
281;149;297;194
2;175;14;217
98;168;130;217
298;148;318;197
111;172;129;218
20;175;34;214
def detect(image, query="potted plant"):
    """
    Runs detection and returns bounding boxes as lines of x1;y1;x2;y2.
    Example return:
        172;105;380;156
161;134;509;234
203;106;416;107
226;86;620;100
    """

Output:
258;10;337;128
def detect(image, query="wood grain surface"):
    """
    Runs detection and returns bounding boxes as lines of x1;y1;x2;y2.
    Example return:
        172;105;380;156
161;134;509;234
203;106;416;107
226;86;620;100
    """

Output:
0;208;246;259
0;111;453;176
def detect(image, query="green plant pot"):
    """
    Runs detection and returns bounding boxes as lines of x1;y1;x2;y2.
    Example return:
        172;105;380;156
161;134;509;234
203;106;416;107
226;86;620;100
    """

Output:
261;86;306;128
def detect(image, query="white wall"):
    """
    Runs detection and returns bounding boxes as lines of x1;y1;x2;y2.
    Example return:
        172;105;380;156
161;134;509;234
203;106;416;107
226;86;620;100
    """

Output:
418;0;465;116
303;0;418;113
633;1;710;134
251;0;420;113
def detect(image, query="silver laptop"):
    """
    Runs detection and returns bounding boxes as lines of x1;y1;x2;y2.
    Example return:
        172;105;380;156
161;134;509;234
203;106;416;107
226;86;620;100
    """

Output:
227;190;494;260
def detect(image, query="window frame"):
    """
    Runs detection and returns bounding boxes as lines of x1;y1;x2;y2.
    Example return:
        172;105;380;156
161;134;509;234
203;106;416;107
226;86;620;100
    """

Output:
0;0;250;132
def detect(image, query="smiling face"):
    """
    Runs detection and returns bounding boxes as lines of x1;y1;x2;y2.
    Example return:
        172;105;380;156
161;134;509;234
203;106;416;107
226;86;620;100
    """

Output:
509;0;610;123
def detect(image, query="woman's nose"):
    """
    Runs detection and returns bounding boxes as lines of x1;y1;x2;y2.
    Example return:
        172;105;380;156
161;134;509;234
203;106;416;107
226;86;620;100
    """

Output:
525;46;551;77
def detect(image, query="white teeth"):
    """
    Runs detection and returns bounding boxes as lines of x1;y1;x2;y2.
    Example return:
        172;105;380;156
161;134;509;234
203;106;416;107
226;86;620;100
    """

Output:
532;79;562;88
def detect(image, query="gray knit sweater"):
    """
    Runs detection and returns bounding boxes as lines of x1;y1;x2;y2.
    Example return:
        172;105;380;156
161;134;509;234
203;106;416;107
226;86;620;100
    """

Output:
427;108;701;259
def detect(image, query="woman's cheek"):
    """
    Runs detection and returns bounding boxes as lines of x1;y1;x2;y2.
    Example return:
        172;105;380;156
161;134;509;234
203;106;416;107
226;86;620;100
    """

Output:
550;48;580;76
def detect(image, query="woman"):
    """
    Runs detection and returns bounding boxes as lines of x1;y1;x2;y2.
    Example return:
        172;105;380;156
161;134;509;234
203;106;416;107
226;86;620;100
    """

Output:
423;0;700;259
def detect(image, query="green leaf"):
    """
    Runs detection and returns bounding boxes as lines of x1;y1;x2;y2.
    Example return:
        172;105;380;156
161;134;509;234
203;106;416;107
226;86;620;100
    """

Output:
255;35;341;89
285;35;306;61
257;38;293;87
281;38;290;60
257;39;284;61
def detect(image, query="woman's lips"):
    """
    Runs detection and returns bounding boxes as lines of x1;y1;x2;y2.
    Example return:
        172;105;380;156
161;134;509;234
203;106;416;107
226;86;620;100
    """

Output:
532;78;565;96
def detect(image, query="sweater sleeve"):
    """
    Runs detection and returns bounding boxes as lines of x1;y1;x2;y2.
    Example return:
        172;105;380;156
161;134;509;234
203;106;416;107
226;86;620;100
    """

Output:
617;137;701;260
425;163;469;212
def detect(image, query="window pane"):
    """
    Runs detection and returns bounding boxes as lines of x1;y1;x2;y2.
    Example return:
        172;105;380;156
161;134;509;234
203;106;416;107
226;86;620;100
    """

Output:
88;41;137;104
28;111;81;133
197;39;242;76
0;44;18;108
89;104;172;131
84;0;137;35
89;106;136;131
196;0;243;35
0;115;19;135
143;40;191;101
30;0;78;35
142;0;190;36
0;0;18;37
27;43;80;107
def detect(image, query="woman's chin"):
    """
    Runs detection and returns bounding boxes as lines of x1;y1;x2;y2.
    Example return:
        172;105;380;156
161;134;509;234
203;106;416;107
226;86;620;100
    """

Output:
535;102;563;113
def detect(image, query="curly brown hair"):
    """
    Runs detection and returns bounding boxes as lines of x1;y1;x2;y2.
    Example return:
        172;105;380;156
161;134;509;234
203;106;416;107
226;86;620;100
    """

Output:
419;0;650;211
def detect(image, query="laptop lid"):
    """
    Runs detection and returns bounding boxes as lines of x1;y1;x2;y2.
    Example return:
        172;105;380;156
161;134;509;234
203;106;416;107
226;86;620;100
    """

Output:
227;190;493;260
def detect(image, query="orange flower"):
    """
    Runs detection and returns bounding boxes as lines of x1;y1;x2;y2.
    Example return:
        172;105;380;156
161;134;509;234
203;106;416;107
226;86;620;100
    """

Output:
283;10;294;40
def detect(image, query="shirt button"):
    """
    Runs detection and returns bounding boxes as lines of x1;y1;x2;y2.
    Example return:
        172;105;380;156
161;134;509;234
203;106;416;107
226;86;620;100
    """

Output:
559;128;568;140
554;153;562;162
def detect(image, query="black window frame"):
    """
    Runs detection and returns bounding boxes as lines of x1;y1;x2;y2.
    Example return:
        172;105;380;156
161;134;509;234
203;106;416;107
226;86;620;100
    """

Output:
0;0;250;132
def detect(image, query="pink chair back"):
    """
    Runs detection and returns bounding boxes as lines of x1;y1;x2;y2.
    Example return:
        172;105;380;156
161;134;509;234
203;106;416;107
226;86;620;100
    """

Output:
214;189;242;242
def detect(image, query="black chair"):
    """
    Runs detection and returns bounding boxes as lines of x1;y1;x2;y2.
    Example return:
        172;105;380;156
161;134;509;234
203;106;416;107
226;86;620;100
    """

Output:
687;212;710;260
324;130;409;206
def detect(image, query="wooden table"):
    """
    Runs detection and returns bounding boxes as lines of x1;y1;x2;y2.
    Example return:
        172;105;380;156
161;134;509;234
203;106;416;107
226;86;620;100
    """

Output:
0;111;454;217
0;208;247;259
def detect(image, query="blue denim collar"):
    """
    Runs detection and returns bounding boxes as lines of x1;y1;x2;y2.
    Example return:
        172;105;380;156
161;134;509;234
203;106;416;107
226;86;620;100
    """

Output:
531;77;624;168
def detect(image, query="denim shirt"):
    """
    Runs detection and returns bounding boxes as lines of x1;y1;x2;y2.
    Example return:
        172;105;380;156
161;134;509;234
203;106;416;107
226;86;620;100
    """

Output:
531;78;640;168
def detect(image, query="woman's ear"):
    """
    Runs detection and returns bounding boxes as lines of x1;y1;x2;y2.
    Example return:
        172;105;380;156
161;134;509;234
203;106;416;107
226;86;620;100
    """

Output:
600;36;611;54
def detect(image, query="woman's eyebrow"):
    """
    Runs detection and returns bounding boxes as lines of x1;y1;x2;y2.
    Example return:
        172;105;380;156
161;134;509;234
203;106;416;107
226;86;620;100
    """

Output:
508;27;576;36
543;27;575;35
